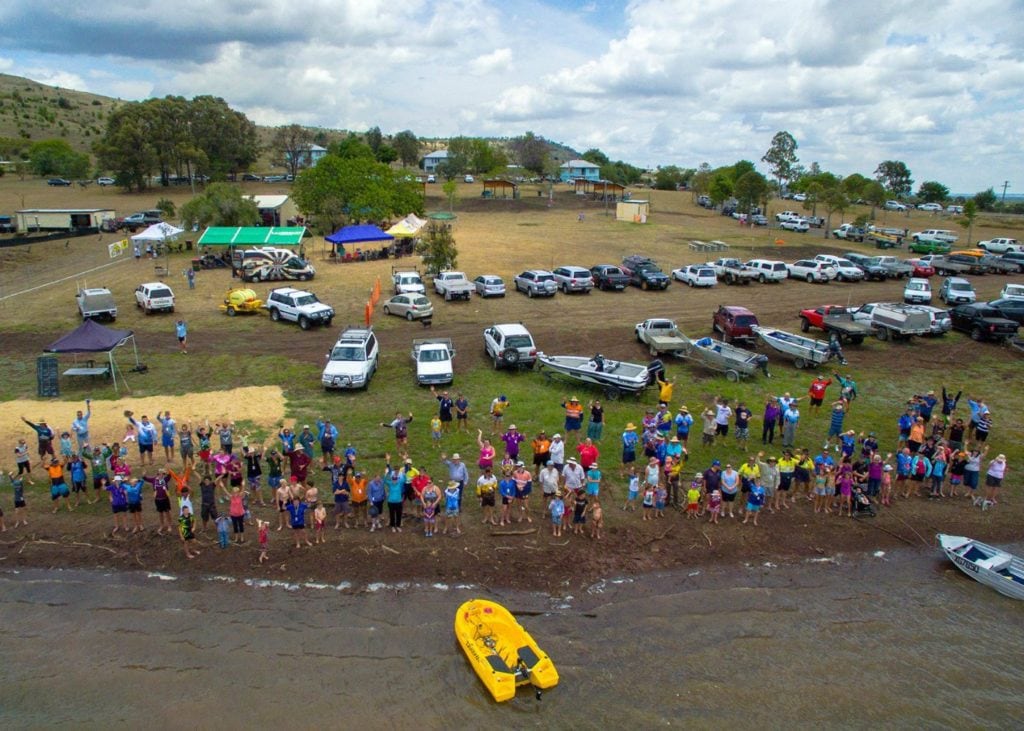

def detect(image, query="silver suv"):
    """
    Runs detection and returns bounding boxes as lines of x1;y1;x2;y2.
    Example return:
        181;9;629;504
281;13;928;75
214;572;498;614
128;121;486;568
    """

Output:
264;287;335;330
513;270;557;297
483;323;537;370
321;327;379;389
551;265;594;294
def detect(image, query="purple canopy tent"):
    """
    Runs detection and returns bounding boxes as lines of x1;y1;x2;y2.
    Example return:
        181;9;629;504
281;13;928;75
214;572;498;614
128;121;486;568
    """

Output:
45;319;140;394
324;224;394;254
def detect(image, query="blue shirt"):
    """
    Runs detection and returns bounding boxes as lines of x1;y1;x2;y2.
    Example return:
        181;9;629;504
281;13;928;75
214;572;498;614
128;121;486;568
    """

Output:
499;478;516;499
622;431;639;450
175;322;187;338
125;480;143;504
287;502;307;528
383;470;406;503
673;413;693;435
749;485;765;506
368;478;385;503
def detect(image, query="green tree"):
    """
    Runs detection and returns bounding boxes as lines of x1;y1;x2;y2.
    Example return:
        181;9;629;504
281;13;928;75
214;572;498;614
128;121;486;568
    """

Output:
654;165;686;191
874;160;913;198
365;126;383;154
861;180;887;220
393;130;420;168
761;130;799;193
179;182;259;229
916;181;949;203
840;173;870;201
581;148;610;166
442;137;474;178
708;173;734;205
730;160;756;182
690;162;712;199
328;134;375;160
733;170;770;214
416;220;458;274
187;95;258;179
442;179;458;212
28;138;90;178
601;160;644;185
957;200;978;244
155;198;176;220
375;144;398;165
272;124;315;178
821;187;849;237
508;132;548;176
973;188;997;212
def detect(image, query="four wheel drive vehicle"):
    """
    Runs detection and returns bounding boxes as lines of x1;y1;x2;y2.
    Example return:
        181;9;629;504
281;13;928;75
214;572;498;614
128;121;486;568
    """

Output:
978;237;1022;254
706;258;757;285
842;252;888;281
264;287;335;329
946;204;964;214
135;282;175;313
241;173;262;181
866;227;904;249
750;214;768;226
123;211;163;226
904;258;936;278
1002;252;1024;273
908;305;952;336
775;210;802;222
590;264;631;291
938;277;976;305
832;223;866;241
917;202;943;211
483;323;538;370
411;338;456;386
635;318;689;356
908;238;953;255
696;195;714;209
813;255;865;282
712;305;759;345
912;229;959;245
938;252;989;275
236;247;315;282
745;259;788;283
1000;283;1024;300
884;200;907;211
798;305;874;344
47;178;72;186
513;269;558;297
779;219;810;233
382;293;433;320
219;288;264;316
77;287;117;321
433;271;474;301
463;175;475;183
872;256;914;279
916;254;971;276
472;274;505;298
321;327;379;390
986;298;1024;326
0;215;14;233
787;259;837;283
672;264;717;287
967;251;1021;275
96;177;116;186
903;277;932;304
551;265;594;293
852;302;932;341
392;269;425;295
621;255;671;290
949;304;1020;342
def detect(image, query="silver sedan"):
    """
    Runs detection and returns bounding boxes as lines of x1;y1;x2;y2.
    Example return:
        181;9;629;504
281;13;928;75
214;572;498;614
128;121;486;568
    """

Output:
473;274;506;298
382;294;434;320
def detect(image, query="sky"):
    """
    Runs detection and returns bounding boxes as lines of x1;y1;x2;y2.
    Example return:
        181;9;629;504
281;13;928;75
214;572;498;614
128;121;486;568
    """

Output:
1;0;1022;193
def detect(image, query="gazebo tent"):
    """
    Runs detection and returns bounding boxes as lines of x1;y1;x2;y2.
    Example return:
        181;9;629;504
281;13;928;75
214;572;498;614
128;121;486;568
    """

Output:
197;227;307;247
130;221;184;244
45;320;140;394
385;214;427;239
325;224;394;253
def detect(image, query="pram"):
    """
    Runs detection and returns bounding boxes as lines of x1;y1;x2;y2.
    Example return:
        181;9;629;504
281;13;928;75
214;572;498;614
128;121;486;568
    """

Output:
852;486;876;517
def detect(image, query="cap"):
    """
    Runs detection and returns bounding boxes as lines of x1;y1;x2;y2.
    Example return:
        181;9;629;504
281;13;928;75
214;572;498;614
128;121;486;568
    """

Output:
884;465;893;472
567;457;577;463
997;454;1006;460
303;424;310;429
625;423;636;431
452;452;461;459
499;395;507;401
712;459;721;466
404;458;413;464
113;475;123;481
694;472;703;478
289;475;299;482
590;462;599;469
545;460;553;467
355;471;364;476
516;461;525;467
656;434;665;440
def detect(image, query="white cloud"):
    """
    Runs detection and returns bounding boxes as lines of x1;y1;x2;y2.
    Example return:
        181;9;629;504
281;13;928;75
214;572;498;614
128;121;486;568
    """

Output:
469;48;512;76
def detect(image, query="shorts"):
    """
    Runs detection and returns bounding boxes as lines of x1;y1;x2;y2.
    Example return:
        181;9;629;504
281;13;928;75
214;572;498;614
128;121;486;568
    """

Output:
810;396;823;407
628;489;638;501
155;497;171;513
828;425;843;438
722;491;737;503
50;483;69;500
814;485;827;496
292;523;305;531
687;503;699;513
139;443;153;454
565;418;581;432
14;498;26;509
533;453;549;467
501;495;513;505
334;501;351;515
907;440;921;453
268;475;282;488
93;476;106;490
518;483;532;497
794;467;810;483
735;426;749;440
161;434;174;448
655;500;665;510
715;424;729;436
552;515;562;526
445;508;459;518
746;503;761;513
201;503;218;520
128;502;142;513
950;476;963;485
112;504;127;514
779;473;792;491
231;515;245;532
480;493;495;507
72;480;87;494
585;485;599;497
975;432;988;443
230;475;242;488
431;431;441;441
985;475;1002;488
964;471;980;490
180;444;194;458
622;449;636;464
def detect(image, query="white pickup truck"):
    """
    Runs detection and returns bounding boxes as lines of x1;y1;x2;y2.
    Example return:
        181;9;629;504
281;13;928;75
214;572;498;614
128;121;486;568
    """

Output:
411;338;456;385
433;271;474;301
634;318;689;356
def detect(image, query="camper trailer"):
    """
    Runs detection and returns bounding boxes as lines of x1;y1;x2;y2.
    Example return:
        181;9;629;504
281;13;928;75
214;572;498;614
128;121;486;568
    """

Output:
234;247;315;283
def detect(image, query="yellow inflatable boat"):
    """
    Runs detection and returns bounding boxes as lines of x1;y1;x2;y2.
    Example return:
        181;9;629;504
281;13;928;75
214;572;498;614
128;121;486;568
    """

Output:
454;598;559;702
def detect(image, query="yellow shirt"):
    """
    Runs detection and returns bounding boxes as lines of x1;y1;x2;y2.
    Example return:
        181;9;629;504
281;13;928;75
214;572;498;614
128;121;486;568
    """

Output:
492;400;509;416
738;463;760;481
658;380;674;403
777;456;798;473
686;487;701;505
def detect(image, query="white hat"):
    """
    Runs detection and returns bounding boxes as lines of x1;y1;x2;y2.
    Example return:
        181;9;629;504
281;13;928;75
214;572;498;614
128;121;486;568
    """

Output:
509;424;517;430
452;453;461;460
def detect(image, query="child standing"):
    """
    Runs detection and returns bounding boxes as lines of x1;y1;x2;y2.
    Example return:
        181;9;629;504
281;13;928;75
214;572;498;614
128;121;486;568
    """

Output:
813;468;829;514
215;514;231;548
258;519;269;563
106;477;128;533
742;483;765;526
622;467;639;511
228;487;247;544
881;464;894;506
421;482;440;537
7;472;29;527
573;491;588;535
313;504;327;544
125;477;144;531
837;469;853;517
549;492;565;537
286;497;312;548
641;483;655;520
178;506;199;559
654;484;667;518
443;481;461;535
707;488;722;524
498;472;516;526
430;416;443;450
686;481;701;519
589;499;604;540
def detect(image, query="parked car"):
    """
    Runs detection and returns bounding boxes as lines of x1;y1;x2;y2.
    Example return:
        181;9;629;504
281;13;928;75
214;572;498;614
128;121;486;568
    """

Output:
911;229;959;244
77;287;117;321
96;177;116;186
978;237;1022;254
696;195;714;209
813;255;865;282
382;293;433;320
672;264;717;287
411;338;456;386
236;247;315;283
948;303;1019;342
472;274;505;298
787;259;837;283
851;302;933;341
1000;283;1024;300
712;305;759;345
832;223;866;241
589;264;631;291
47;178;72;186
750;214;768;226
551;265;594;294
463;175;475;183
134;282;175;314
745;259;788;283
884;200;907;211
903;277;932;304
483;323;538;370
707;258;757;284
426;174;436;183
621;255;671;290
999;251;1024;273
938;277;976;305
916;202;943;212
0;215;15;233
432;271;474;301
513;269;558;297
392;269;425;295
264;287;334;329
986;297;1024;325
843;252;888;281
905;258;936;278
909;305;952;336
779;219;809;233
321;327;379;390
241;173;262;181
946;205;964;214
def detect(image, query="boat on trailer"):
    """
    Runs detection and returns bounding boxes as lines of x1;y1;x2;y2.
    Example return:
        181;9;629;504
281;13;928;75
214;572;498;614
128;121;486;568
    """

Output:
537;352;662;399
937;534;1024;600
752;325;836;369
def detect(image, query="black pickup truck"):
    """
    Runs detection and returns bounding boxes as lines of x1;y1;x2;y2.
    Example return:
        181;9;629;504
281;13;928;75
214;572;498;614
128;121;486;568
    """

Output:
949;303;1019;342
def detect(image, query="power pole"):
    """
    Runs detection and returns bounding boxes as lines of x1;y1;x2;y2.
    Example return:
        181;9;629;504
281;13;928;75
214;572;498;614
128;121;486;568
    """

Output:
1001;180;1010;202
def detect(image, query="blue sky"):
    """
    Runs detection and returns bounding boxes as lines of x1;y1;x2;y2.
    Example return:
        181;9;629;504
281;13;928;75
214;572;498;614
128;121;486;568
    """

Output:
1;0;1022;193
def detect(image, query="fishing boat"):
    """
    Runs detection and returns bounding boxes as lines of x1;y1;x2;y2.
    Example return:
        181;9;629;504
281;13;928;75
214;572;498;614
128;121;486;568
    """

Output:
455;598;559;702
751;325;835;369
537;352;661;398
937;534;1024;600
678;335;769;382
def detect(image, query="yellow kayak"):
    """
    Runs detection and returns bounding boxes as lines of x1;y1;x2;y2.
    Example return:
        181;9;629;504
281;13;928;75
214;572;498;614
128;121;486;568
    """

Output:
454;598;559;702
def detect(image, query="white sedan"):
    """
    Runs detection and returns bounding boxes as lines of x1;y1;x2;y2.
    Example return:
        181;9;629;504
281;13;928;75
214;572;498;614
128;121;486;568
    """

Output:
671;264;717;287
787;259;837;283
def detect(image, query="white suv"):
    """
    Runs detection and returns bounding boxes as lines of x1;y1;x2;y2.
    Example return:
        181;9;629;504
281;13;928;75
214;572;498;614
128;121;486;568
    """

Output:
814;255;865;282
788;260;837;283
885;200;907;211
135;282;175;313
393;271;425;295
322;327;379;390
264;287;335;329
551;265;594;293
483;323;537;370
745;259;788;283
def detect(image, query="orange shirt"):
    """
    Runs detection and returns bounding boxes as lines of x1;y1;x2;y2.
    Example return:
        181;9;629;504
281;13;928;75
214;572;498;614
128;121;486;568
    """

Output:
349;476;368;502
564;403;583;420
532;438;551;454
47;463;64;480
909;423;925;443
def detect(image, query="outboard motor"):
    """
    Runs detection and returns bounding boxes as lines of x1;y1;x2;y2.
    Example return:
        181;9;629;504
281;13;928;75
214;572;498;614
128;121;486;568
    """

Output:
646;359;665;385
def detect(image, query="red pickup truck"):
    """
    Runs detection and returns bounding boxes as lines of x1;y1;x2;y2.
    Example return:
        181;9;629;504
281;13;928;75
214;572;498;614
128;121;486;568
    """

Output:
799;305;874;344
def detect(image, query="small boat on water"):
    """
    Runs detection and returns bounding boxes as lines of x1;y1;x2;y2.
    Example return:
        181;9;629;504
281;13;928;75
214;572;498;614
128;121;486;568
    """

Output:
751;325;837;369
937;534;1024;600
455;598;559;702
537;352;661;398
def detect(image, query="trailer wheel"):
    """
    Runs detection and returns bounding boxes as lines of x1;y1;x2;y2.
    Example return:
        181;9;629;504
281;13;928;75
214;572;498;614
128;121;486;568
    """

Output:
793;357;807;369
725;369;739;383
850;335;864;345
226;307;236;317
604;386;621;400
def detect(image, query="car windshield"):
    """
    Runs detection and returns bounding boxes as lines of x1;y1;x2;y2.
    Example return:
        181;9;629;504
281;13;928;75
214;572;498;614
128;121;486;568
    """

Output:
503;335;534;349
950;282;971;291
735;316;757;326
330;346;364;361
419;349;450;362
150;289;173;298
286;258;305;268
908;283;927;291
295;295;319;306
400;276;421;285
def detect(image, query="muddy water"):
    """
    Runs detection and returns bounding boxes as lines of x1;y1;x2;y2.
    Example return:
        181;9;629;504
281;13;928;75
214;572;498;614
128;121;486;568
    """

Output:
1;548;1022;729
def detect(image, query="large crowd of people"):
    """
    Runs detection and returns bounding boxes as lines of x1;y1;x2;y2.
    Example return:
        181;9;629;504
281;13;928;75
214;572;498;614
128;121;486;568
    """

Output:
3;376;1010;561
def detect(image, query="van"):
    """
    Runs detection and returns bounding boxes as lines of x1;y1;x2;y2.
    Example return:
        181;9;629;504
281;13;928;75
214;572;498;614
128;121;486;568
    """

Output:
903;277;932;304
235;247;315;283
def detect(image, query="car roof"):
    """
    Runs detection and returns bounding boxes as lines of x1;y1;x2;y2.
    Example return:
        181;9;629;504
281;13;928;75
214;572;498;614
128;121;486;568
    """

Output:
493;323;531;335
556;265;589;272
270;287;310;295
139;281;170;288
719;305;754;315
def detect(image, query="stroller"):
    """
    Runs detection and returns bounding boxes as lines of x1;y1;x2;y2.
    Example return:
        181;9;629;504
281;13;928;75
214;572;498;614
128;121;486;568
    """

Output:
852;486;876;518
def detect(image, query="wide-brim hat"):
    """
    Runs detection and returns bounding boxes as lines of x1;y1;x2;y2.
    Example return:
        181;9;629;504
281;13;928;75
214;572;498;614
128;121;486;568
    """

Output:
452;453;461;459
625;423;636;431
678;406;689;412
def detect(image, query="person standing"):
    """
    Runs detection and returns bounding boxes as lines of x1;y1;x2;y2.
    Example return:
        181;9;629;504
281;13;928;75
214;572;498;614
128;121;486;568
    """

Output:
454;393;470;432
586;400;604;442
734;403;753;449
762;397;780;445
673;406;693;447
382;455;406;532
807;375;832;414
127;413;157;466
21;417;55;460
984;454;1007;504
530;431;551;477
381;412;413;450
561;397;584;443
549;433;565;473
175;320;188;354
186;267;196;290
714;399;733;439
431;388;454;434
71;400;92;451
157;410;177;463
440;452;469;508
501;424;525;462
490;395;510;434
